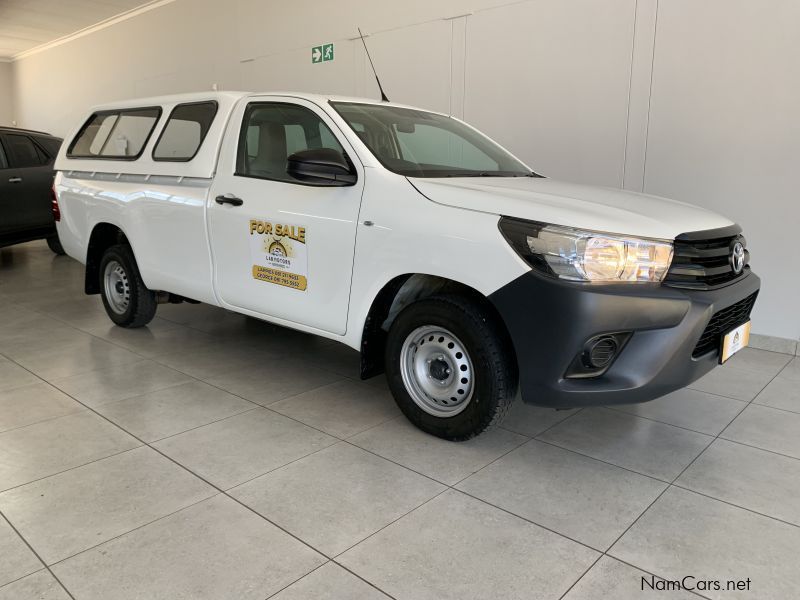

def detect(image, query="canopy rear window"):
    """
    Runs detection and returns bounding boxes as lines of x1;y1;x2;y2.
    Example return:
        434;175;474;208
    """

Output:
67;107;161;160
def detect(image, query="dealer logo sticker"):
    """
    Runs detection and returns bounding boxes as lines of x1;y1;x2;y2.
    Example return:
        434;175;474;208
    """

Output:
249;220;308;291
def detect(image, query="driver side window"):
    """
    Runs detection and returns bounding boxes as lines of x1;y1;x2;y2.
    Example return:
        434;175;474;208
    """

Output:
237;103;345;184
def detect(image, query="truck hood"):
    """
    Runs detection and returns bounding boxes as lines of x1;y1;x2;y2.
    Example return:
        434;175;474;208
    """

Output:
409;177;733;240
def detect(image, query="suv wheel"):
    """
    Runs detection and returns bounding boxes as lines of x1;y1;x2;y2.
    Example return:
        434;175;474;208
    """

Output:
46;234;66;255
385;294;517;441
99;244;157;328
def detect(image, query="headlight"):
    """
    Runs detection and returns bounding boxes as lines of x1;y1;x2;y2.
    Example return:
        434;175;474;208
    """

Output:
499;218;674;283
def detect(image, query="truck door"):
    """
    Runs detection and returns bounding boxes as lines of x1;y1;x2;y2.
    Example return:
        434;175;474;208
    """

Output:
207;98;364;335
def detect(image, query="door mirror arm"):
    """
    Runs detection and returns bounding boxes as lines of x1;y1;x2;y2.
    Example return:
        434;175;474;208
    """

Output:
286;148;357;186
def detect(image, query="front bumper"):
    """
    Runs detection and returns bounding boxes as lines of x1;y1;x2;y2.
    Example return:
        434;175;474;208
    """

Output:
488;270;761;408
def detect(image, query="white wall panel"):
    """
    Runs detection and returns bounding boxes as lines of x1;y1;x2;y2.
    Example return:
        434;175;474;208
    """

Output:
357;19;454;114
5;0;798;343
463;0;636;187
644;0;800;339
0;62;12;125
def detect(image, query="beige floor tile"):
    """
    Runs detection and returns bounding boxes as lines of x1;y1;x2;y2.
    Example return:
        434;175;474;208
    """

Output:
270;562;389;599
457;440;666;549
611;387;746;435
0;447;215;563
153;409;337;489
94;381;255;442
0;412;139;491
204;358;342;406
611;487;800;600
270;380;401;439
51;359;191;407
231;442;444;556
539;408;712;481
351;417;527;485
0;383;84;433
721;403;800;458
677;438;800;525
0;517;41;587
52;495;325;600
0;570;70;600
339;490;598;600
563;556;696;600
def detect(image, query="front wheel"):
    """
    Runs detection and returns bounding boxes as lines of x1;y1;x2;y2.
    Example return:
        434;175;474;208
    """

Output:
385;295;518;441
98;244;157;328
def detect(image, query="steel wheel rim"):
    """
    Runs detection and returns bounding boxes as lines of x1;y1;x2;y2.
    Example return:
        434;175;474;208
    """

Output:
103;260;131;315
399;325;474;417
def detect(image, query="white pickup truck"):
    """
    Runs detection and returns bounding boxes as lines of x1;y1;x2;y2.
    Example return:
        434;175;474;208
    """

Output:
54;91;760;440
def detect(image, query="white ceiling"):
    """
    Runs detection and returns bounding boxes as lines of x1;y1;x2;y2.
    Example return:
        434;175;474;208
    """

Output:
0;0;155;60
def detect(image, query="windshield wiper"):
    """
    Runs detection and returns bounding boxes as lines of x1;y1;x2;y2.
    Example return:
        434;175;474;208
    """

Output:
446;171;522;178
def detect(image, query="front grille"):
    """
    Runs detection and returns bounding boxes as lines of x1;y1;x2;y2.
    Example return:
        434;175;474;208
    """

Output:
693;292;758;358
665;233;748;289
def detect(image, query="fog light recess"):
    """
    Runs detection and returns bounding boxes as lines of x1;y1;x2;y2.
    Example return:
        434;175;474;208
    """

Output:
565;332;632;379
586;336;618;369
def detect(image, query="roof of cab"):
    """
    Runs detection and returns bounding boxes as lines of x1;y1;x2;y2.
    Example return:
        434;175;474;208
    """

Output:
85;90;444;116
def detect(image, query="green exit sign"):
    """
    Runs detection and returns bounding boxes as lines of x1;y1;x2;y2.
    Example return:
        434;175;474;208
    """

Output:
312;43;334;64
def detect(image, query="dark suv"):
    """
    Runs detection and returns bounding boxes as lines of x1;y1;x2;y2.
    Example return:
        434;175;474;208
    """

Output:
0;127;65;254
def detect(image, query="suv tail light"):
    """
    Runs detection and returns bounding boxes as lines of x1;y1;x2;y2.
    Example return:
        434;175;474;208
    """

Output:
51;184;61;222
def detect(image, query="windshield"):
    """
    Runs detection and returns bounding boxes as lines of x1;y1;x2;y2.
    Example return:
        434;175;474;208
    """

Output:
331;102;536;178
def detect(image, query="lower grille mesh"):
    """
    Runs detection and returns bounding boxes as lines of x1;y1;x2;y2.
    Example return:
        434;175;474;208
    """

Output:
693;292;758;358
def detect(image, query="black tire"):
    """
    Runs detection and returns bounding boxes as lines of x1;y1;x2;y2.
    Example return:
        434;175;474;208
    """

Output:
46;234;66;255
98;244;157;328
385;295;518;441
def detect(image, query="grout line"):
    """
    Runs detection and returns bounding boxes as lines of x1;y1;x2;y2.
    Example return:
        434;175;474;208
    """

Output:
746;400;800;416
0;321;420;600
531;435;673;484
714;436;800;462
260;560;333;600
146;406;262;444
3;248;798;597
668;483;799;530
604;556;714;600
556;554;603;600
0;510;77;600
0;445;145;496
601;403;740;436
45;492;222;569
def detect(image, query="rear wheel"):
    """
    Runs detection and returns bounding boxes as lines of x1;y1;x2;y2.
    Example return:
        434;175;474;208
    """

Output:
385;295;517;441
98;244;157;328
46;234;65;255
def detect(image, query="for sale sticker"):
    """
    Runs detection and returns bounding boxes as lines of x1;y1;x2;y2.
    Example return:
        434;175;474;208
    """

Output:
249;220;308;291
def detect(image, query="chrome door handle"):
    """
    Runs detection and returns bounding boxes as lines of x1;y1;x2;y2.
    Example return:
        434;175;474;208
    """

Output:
8;177;22;183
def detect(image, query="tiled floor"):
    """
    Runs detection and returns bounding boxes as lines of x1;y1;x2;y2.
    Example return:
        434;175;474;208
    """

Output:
1;240;799;600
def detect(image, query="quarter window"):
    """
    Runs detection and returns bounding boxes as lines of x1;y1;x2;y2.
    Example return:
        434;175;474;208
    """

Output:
153;101;217;161
67;107;161;159
237;103;345;183
3;134;48;168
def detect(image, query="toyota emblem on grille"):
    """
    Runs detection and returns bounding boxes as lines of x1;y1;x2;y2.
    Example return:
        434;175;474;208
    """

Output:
730;241;746;275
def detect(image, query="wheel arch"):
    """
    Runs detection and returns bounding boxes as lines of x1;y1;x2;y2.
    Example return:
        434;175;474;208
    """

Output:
84;223;130;294
358;273;515;379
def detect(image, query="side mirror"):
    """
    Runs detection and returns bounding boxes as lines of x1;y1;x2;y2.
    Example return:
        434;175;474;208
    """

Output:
287;148;357;186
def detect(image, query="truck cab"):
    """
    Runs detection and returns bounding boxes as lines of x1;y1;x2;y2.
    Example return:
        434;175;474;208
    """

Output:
53;91;760;440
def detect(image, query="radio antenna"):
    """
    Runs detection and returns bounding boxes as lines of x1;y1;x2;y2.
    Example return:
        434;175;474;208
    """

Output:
358;27;389;102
